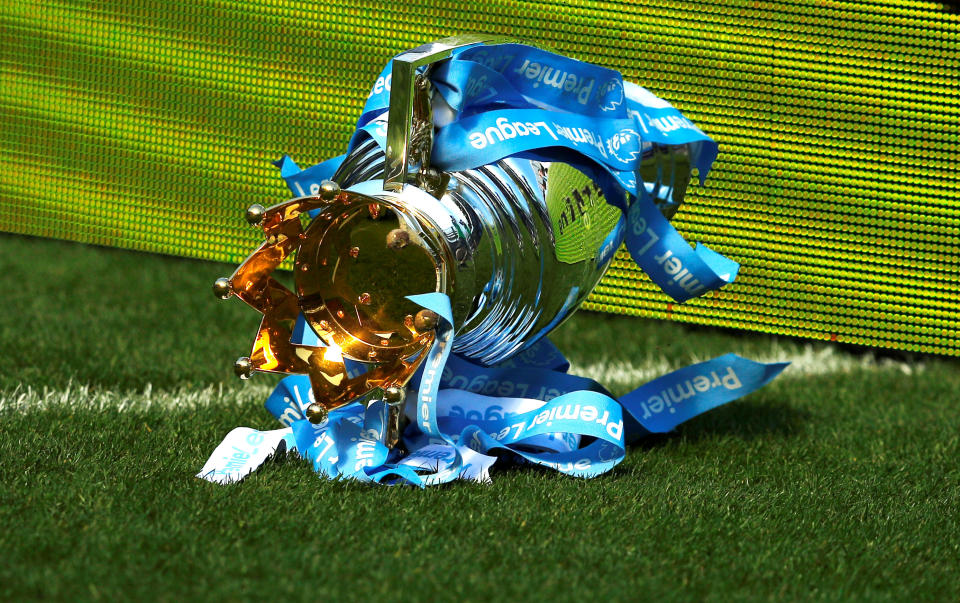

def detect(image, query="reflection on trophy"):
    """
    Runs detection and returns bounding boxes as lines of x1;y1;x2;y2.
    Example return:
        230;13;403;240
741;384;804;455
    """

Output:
213;37;694;448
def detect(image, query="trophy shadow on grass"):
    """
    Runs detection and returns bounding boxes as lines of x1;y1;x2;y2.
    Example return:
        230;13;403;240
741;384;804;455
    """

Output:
633;398;811;451
483;399;809;482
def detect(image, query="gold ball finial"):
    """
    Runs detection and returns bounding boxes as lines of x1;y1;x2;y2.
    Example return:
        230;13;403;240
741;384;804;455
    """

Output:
212;277;232;300
386;228;410;250
319;180;341;201
305;402;329;424
245;204;266;226
233;356;253;380
383;386;405;406
414;309;439;331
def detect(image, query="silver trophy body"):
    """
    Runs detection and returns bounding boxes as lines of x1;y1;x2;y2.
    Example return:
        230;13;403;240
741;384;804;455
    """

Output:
218;36;692;445
336;139;606;365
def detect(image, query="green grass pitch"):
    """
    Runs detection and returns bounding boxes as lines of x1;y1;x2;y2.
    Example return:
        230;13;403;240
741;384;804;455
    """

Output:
1;233;958;601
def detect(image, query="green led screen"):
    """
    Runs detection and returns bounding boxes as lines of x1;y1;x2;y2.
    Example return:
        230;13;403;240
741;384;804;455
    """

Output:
1;1;957;354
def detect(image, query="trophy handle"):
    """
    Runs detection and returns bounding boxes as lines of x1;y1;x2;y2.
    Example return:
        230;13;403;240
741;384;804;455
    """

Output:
383;34;515;193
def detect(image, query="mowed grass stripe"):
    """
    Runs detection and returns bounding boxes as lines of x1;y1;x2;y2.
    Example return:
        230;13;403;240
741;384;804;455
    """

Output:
3;234;959;601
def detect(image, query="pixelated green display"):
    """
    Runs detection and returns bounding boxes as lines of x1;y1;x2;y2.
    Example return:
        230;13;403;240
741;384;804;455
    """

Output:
1;1;958;355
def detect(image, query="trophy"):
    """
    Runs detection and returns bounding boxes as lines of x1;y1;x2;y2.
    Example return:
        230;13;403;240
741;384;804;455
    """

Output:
212;36;696;450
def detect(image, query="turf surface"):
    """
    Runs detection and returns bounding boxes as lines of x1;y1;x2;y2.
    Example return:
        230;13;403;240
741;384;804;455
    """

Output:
2;233;958;601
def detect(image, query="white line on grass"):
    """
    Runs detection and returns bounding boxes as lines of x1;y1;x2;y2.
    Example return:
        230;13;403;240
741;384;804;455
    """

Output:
1;344;925;412
568;343;925;390
0;382;274;413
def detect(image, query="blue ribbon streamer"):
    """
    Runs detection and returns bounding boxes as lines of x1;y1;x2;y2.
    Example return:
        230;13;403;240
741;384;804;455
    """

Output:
620;354;789;440
624;197;739;303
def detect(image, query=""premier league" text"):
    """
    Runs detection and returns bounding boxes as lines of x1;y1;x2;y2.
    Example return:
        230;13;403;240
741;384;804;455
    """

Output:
635;366;743;420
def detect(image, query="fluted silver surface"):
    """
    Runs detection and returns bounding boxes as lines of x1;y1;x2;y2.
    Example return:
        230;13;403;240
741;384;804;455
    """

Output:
328;136;691;365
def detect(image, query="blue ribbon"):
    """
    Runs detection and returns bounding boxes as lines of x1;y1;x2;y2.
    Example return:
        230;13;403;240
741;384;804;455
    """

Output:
620;354;789;440
624;197;739;303
273;154;345;199
440;44;625;115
